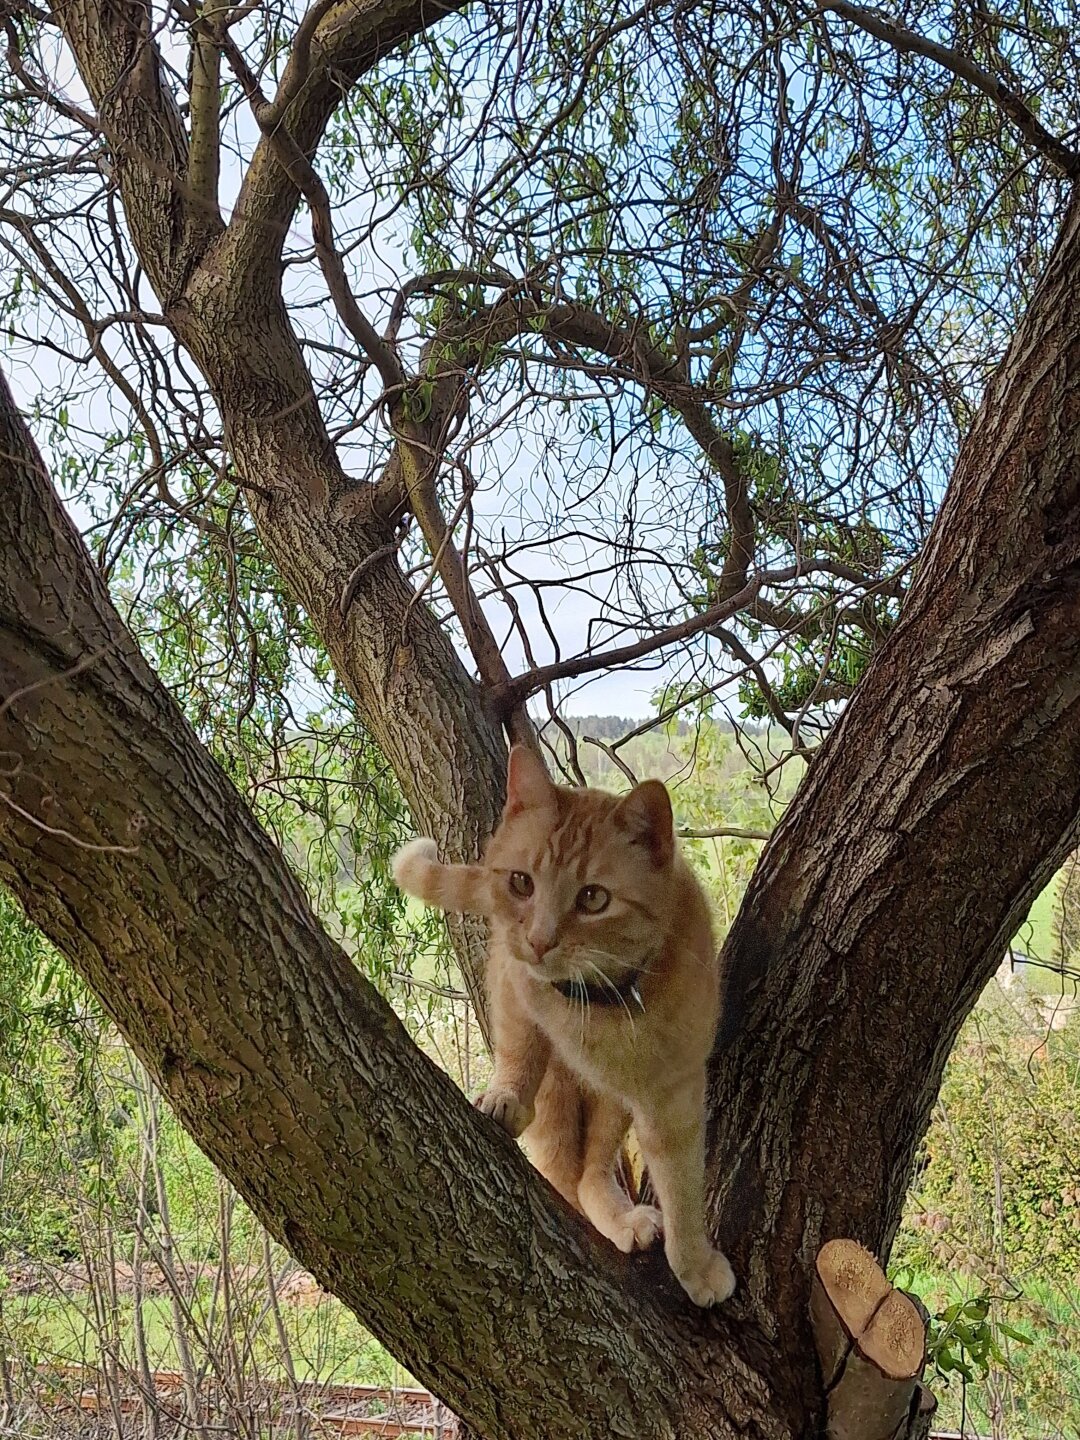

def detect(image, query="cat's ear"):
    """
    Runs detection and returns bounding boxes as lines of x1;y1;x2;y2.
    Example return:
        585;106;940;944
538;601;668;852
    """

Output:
613;779;674;868
504;744;554;817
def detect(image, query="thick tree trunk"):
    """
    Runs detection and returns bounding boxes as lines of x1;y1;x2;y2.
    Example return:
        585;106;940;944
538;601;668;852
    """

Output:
175;257;506;1017
708;196;1080;1342
0;371;793;1440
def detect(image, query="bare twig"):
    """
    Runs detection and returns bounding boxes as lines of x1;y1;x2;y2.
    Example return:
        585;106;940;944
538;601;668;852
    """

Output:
678;824;771;842
0;791;140;854
0;646;108;724
339;542;400;618
820;0;1080;177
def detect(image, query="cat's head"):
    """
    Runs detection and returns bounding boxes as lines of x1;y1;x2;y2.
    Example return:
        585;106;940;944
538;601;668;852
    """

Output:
485;746;677;987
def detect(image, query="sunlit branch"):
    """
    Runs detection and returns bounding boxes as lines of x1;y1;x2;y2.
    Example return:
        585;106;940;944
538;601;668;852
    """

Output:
186;15;222;214
678;825;772;841
228;0;469;273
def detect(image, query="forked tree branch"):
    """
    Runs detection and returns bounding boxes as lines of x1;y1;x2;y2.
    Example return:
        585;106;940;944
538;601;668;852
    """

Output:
0;367;786;1440
227;0;469;275
221;32;406;391
53;0;222;302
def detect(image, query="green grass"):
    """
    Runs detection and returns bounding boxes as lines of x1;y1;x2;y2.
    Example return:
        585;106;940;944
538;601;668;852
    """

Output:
1011;868;1080;998
1;1290;407;1389
1016;873;1062;964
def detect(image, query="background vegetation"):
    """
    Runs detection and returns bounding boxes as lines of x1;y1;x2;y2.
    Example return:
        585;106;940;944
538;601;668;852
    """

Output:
0;711;1076;1438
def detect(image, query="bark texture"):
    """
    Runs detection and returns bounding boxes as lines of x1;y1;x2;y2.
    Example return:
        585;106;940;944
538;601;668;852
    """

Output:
708;196;1080;1343
0;372;790;1440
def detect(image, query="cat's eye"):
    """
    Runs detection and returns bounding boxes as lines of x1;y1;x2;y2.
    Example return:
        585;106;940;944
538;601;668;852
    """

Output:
509;871;534;898
576;884;610;914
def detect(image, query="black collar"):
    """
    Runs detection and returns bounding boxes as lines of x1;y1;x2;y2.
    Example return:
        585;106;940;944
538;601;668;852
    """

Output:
552;970;644;1010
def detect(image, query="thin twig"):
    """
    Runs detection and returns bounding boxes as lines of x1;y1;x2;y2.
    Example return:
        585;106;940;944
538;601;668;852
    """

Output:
0;791;140;854
677;824;771;842
339;543;399;618
0;646;108;723
820;0;1080;177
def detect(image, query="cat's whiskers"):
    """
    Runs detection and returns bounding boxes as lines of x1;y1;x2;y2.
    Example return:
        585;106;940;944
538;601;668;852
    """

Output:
574;945;659;981
578;957;639;1036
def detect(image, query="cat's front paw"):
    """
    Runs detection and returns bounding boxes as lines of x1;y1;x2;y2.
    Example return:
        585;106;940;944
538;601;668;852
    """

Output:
608;1204;663;1254
392;837;438;893
671;1246;736;1307
475;1087;534;1138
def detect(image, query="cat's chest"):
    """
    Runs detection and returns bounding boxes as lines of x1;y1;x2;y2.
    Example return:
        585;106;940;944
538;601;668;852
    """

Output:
526;985;659;1094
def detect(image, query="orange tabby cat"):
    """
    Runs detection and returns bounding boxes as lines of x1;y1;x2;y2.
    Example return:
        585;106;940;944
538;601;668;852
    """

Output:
392;745;735;1306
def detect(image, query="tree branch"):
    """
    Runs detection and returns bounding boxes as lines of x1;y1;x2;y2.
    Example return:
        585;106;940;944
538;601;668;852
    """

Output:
187;14;223;215
488;563;876;714
0;365;788;1440
53;0;223;303
220;32;405;391
228;0;468;276
819;0;1080;178
679;825;772;842
708;195;1080;1335
389;286;761;619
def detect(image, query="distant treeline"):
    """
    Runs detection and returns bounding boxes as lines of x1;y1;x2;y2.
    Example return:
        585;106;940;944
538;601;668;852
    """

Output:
543;713;754;742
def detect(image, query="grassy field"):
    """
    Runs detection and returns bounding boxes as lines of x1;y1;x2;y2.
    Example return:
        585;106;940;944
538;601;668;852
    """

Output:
11;1271;1080;1439
3;1289;409;1388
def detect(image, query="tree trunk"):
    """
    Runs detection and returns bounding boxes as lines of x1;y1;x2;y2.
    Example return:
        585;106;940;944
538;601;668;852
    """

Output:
52;0;506;1015
708;196;1080;1340
0;370;792;1439
178;263;506;1018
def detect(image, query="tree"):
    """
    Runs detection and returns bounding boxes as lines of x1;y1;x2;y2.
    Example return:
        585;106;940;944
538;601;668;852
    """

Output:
2;0;1080;1434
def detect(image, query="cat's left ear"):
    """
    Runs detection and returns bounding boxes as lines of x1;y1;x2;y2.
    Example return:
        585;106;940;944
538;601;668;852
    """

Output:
613;780;674;868
504;744;555;817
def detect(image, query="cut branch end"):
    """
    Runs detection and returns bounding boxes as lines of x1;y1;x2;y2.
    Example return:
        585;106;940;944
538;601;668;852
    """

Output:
811;1239;930;1440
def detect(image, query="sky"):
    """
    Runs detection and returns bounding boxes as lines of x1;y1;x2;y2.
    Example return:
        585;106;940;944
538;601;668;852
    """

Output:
3;1;961;731
0;15;711;726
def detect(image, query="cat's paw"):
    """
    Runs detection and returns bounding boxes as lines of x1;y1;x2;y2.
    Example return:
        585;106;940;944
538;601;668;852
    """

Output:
475;1087;534;1138
392;837;438;893
671;1246;736;1307
607;1204;664;1254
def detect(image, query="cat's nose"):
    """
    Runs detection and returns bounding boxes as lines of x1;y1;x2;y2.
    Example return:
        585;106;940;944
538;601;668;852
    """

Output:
526;932;555;962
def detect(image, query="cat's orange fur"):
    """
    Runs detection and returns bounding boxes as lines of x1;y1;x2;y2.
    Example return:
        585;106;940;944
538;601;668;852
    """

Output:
392;745;735;1306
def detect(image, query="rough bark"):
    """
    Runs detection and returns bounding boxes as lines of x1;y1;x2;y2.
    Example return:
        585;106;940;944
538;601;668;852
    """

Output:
708;196;1080;1341
0;371;788;1440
